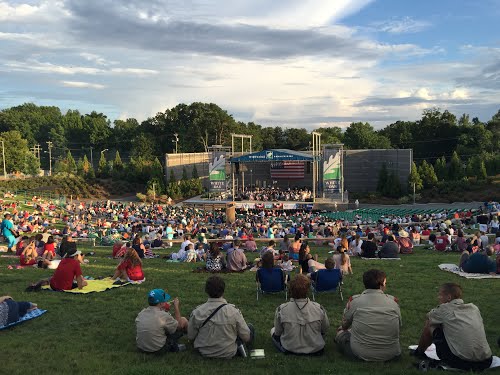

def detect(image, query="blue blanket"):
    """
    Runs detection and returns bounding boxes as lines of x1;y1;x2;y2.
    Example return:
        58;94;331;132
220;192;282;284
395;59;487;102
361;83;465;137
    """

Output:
0;308;47;330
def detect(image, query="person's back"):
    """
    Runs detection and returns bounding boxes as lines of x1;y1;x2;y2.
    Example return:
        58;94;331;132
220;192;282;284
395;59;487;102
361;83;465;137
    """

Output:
361;234;378;258
462;250;496;274
435;233;449;251
226;248;247;272
379;237;399;258
188;276;252;359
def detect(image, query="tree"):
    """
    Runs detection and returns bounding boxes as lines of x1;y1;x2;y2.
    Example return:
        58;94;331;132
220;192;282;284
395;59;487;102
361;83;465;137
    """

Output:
182;166;188;181
418;160;438;189
66;151;77;174
478;160;487;180
98;151;109;177
408;161;423;192
169;169;176;184
24;153;40;176
434;156;447;181
344;122;391;149
192;165;199;179
0;130;36;173
448;151;462;181
385;170;402;198
82;154;95;179
113;150;123;170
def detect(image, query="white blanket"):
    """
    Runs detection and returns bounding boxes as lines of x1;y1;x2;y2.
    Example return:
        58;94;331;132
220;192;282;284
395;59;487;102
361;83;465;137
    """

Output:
438;264;500;279
409;345;500;369
360;257;401;260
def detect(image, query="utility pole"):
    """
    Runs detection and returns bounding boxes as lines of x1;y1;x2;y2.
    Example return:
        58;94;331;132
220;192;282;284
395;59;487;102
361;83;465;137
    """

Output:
35;144;41;161
152;182;156;202
90;147;93;166
0;140;6;178
46;141;53;176
173;133;179;154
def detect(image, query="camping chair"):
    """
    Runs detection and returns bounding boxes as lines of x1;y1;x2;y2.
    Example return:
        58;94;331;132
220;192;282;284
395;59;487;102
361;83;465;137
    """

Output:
311;268;343;302
256;268;287;301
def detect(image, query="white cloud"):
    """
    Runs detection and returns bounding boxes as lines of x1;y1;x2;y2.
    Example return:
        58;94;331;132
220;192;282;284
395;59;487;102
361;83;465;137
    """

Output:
61;80;105;89
373;16;431;34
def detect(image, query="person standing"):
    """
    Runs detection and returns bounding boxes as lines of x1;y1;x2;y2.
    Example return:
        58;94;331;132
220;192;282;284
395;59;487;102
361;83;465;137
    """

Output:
335;269;402;361
1;213;18;252
412;283;492;371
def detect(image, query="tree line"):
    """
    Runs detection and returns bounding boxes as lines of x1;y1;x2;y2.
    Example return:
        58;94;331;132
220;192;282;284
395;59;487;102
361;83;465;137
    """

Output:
0;102;499;197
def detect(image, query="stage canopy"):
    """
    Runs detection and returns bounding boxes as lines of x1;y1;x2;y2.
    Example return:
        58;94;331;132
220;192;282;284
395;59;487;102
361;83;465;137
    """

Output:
229;149;313;163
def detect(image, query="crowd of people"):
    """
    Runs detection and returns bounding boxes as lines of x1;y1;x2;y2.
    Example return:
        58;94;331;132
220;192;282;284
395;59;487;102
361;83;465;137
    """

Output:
236;187;313;202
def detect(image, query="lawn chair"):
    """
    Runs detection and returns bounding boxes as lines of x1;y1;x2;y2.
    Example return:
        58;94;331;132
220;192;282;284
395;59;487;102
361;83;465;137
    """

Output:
310;268;343;302
256;267;287;301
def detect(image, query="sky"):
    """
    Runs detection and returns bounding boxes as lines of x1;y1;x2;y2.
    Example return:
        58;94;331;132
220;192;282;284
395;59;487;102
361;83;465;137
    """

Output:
0;0;499;130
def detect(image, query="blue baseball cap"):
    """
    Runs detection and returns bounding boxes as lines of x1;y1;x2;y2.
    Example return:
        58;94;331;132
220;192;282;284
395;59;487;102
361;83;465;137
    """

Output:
148;289;171;304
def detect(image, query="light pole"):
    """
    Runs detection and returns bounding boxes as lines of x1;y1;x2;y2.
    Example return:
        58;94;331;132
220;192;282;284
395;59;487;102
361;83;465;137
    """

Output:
250;169;253;189
173;133;179;153
0;140;6;178
46;141;53;176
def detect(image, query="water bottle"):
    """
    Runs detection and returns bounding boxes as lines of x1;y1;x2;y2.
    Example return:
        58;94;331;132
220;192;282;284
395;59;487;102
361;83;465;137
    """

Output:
237;343;247;358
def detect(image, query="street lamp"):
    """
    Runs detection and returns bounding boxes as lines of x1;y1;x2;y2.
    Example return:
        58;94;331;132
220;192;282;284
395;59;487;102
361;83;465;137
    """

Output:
173;133;179;154
250;169;253;189
0;140;6;178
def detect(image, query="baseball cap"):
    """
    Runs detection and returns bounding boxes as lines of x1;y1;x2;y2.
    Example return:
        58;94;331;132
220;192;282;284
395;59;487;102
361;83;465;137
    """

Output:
148;289;171;304
65;248;82;258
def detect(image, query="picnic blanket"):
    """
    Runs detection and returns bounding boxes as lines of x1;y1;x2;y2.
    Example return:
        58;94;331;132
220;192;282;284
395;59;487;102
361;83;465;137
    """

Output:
41;277;140;294
0;308;47;331
438;264;500;279
409;345;500;370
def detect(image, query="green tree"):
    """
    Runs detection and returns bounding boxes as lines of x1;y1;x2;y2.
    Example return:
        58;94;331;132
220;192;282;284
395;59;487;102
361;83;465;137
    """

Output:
344;122;391;149
448;151;462;181
24;153;40;176
76;157;85;177
182;166;188;181
478;160;488;180
385;170;402;198
434;156;447;181
169;169;176;184
418;160;438;189
408;161;423;192
192;165;199;179
82;154;95;179
98;151;109;178
113;150;123;170
0;130;35;173
66;151;77;174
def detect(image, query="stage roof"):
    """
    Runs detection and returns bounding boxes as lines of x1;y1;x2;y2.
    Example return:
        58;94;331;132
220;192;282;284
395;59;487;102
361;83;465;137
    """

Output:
229;149;313;163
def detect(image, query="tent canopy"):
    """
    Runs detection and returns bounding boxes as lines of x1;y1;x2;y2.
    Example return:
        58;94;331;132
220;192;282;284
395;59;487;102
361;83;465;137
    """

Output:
229;149;313;163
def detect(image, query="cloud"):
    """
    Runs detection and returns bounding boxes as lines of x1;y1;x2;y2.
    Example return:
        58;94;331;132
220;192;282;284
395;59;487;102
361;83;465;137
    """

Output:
372;17;431;34
61;80;106;89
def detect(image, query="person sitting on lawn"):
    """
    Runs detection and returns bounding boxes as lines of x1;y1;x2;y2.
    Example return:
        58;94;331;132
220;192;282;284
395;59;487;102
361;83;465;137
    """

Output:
42;235;56;261
184;243;197;263
19;238;38;266
113;248;145;282
15;235;29;256
58;234;77;258
205;243;225;272
461;246;497;275
136;289;188;353
112;241;126;258
333;246;353;275
361;233;378;258
299;242;326;274
244;234;257;252
278;254;293;272
188;275;254;358
226;240;248;272
132;236;146;259
0;296;39;326
412;283;492;371
434;231;450;252
271;274;329;355
27;247;87;291
335;269;402;362
379;235;400;258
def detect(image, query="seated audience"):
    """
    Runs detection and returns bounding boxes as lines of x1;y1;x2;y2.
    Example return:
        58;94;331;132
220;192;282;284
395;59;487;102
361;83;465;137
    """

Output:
335;269;401;362
136;289;188;353
434;231;450;251
461;247;497;274
271;274;329;355
188;276;254;358
226;240;248;272
205;243;225;272
361;233;378;258
278;254;293;272
244;235;257;252
412;283;492;371
58;235;77;258
333;246;353;275
42;236;56;261
113;248;145;282
298;242;325;274
19;238;37;266
379;235;400;258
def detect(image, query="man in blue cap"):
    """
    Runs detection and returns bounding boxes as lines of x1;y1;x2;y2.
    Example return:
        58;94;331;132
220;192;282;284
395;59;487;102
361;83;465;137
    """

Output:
136;289;188;353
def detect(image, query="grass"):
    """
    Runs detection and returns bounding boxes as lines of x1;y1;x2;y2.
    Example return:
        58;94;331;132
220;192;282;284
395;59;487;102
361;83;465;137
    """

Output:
1;245;499;375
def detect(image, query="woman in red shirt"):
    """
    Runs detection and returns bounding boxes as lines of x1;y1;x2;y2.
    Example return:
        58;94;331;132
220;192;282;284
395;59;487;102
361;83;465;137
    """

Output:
43;236;56;260
113;248;144;282
20;239;37;266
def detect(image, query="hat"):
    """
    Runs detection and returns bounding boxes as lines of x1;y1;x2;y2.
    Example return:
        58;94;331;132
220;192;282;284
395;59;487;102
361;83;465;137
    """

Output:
65;248;82;258
398;230;409;238
148;289;170;305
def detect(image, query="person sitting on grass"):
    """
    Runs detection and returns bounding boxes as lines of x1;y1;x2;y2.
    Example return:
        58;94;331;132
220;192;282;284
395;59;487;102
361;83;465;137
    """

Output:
226;239;248;272
0;296;39;326
379;235;400;259
434;231;450;252
335;269;401;362
19;238;38;266
15;235;29;256
205;243;225;272
278;254;293;273
42;235;56;261
333;246;353;275
26;247;88;291
136;289;188;353
113;248;145;282
271;274;329;355
188;275;254;358
184;243;197;263
58;234;77;258
461;246;497;275
412;283;492;371
361;233;378;258
299;242;326;274
112;241;125;258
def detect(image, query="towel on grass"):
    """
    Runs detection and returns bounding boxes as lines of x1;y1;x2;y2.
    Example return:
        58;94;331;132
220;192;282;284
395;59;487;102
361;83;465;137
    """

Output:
360;257;401;261
409;345;500;370
438;264;500;279
0;309;47;331
41;277;138;294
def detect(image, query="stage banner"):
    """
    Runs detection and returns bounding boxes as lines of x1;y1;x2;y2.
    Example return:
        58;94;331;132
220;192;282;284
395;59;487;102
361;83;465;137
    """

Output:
323;149;342;195
209;151;226;192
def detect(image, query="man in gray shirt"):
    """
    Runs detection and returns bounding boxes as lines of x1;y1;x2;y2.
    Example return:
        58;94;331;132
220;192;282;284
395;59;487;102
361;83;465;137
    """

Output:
379;235;400;258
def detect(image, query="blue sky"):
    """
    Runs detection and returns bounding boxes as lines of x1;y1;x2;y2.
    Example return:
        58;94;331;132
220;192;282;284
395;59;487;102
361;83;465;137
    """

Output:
0;0;499;129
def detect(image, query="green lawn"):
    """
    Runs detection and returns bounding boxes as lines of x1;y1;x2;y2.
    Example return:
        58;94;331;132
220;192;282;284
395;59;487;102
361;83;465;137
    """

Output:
1;245;499;375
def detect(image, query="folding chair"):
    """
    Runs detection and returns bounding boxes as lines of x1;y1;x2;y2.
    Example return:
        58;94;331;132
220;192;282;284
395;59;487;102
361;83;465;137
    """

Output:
311;268;343;302
256;267;287;301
